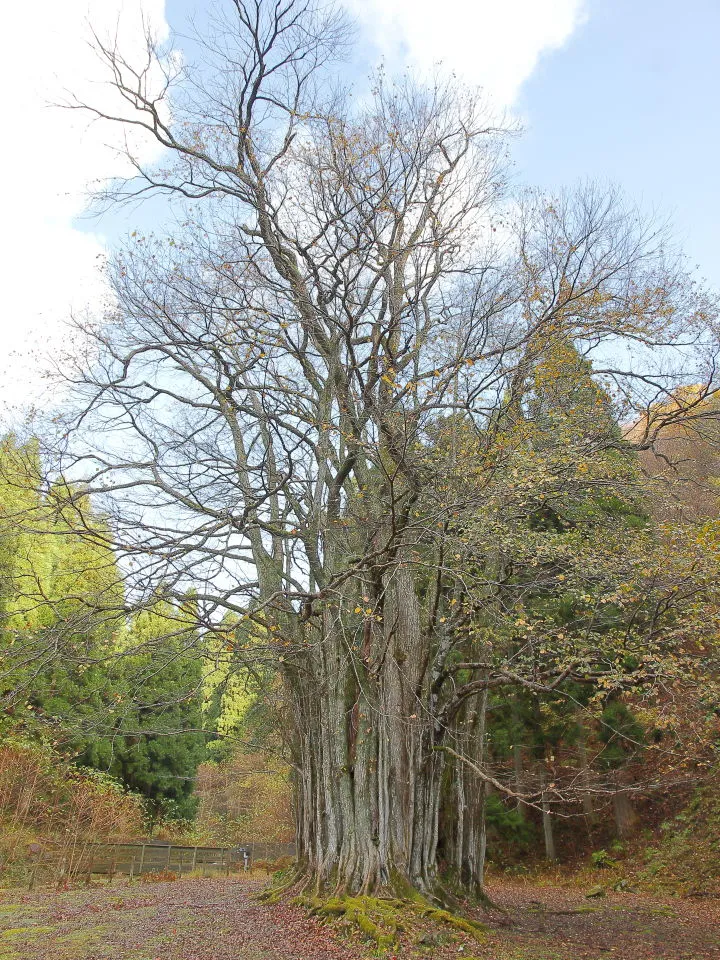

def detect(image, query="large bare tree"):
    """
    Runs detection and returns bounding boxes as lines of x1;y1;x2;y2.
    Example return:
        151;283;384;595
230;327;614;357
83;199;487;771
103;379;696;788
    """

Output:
36;0;719;896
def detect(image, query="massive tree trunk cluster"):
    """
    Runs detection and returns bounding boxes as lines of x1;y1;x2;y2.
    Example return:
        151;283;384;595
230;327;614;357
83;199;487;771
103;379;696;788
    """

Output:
32;0;719;897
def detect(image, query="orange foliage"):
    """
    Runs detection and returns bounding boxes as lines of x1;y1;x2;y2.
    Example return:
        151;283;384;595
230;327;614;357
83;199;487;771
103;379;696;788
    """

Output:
0;739;143;879
625;388;720;520
195;749;294;846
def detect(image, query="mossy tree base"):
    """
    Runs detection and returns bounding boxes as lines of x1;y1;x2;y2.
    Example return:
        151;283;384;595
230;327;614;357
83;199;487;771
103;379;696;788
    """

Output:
295;893;488;952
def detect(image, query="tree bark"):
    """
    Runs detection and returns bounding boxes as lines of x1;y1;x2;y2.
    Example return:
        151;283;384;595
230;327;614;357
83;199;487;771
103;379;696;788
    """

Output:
539;766;557;862
284;561;445;894
612;773;637;840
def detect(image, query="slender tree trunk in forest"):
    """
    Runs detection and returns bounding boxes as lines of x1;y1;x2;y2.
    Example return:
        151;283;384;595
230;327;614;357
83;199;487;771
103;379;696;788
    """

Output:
455;762;466;875
539;766;557;862
612;773;637;840
513;744;524;815
578;728;597;830
509;695;525;816
470;690;490;891
440;689;489;894
531;699;557;863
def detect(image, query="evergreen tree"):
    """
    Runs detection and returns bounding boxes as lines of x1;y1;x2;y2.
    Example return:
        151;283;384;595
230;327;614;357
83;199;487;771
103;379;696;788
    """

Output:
97;598;207;824
1;439;206;824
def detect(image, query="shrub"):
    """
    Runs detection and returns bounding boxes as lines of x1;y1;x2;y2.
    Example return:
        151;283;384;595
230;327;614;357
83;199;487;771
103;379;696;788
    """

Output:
139;870;179;883
0;738;143;883
590;849;618;869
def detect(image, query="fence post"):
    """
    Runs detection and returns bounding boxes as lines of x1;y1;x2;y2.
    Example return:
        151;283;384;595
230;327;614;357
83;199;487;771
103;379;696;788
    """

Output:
139;844;146;877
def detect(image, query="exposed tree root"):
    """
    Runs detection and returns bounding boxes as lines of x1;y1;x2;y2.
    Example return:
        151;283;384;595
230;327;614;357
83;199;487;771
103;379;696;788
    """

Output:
257;862;490;952
291;890;488;952
481;892;507;913
434;872;509;917
256;866;304;904
418;905;487;942
303;896;400;949
471;885;511;917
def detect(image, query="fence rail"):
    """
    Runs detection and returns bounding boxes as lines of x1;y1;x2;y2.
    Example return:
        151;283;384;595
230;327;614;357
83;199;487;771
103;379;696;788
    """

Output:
7;840;297;886
80;840;296;877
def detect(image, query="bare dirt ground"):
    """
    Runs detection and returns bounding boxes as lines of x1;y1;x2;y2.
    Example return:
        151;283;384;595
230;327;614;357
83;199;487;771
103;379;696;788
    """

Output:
0;876;718;960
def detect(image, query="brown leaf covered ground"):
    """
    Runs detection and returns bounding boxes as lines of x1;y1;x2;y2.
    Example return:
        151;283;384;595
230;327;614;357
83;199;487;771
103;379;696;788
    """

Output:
0;877;718;960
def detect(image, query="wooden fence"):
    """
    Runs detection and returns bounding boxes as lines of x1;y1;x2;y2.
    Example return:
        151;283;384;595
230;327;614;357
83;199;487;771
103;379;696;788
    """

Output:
80;840;296;878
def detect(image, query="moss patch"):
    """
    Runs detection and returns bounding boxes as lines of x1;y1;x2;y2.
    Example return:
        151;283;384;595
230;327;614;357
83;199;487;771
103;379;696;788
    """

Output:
304;895;400;948
419;907;487;942
298;892;488;953
1;927;54;939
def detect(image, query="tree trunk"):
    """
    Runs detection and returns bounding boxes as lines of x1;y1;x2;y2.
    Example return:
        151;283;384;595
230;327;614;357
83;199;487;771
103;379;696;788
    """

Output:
291;689;443;892
513;743;524;814
539;766;557;862
439;689;489;895
578;727;597;830
285;565;444;895
612;773;637;840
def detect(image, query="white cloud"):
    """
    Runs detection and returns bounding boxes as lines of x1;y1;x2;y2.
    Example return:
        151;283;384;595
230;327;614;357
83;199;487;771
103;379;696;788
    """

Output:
0;0;586;418
344;0;586;109
0;0;169;419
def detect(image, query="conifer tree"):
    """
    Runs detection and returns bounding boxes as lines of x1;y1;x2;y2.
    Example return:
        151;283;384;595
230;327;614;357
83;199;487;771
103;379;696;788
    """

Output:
1;439;207;823
94;598;206;824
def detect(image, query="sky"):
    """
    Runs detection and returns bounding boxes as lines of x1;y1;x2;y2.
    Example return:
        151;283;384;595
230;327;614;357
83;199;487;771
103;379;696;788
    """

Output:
1;0;719;416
